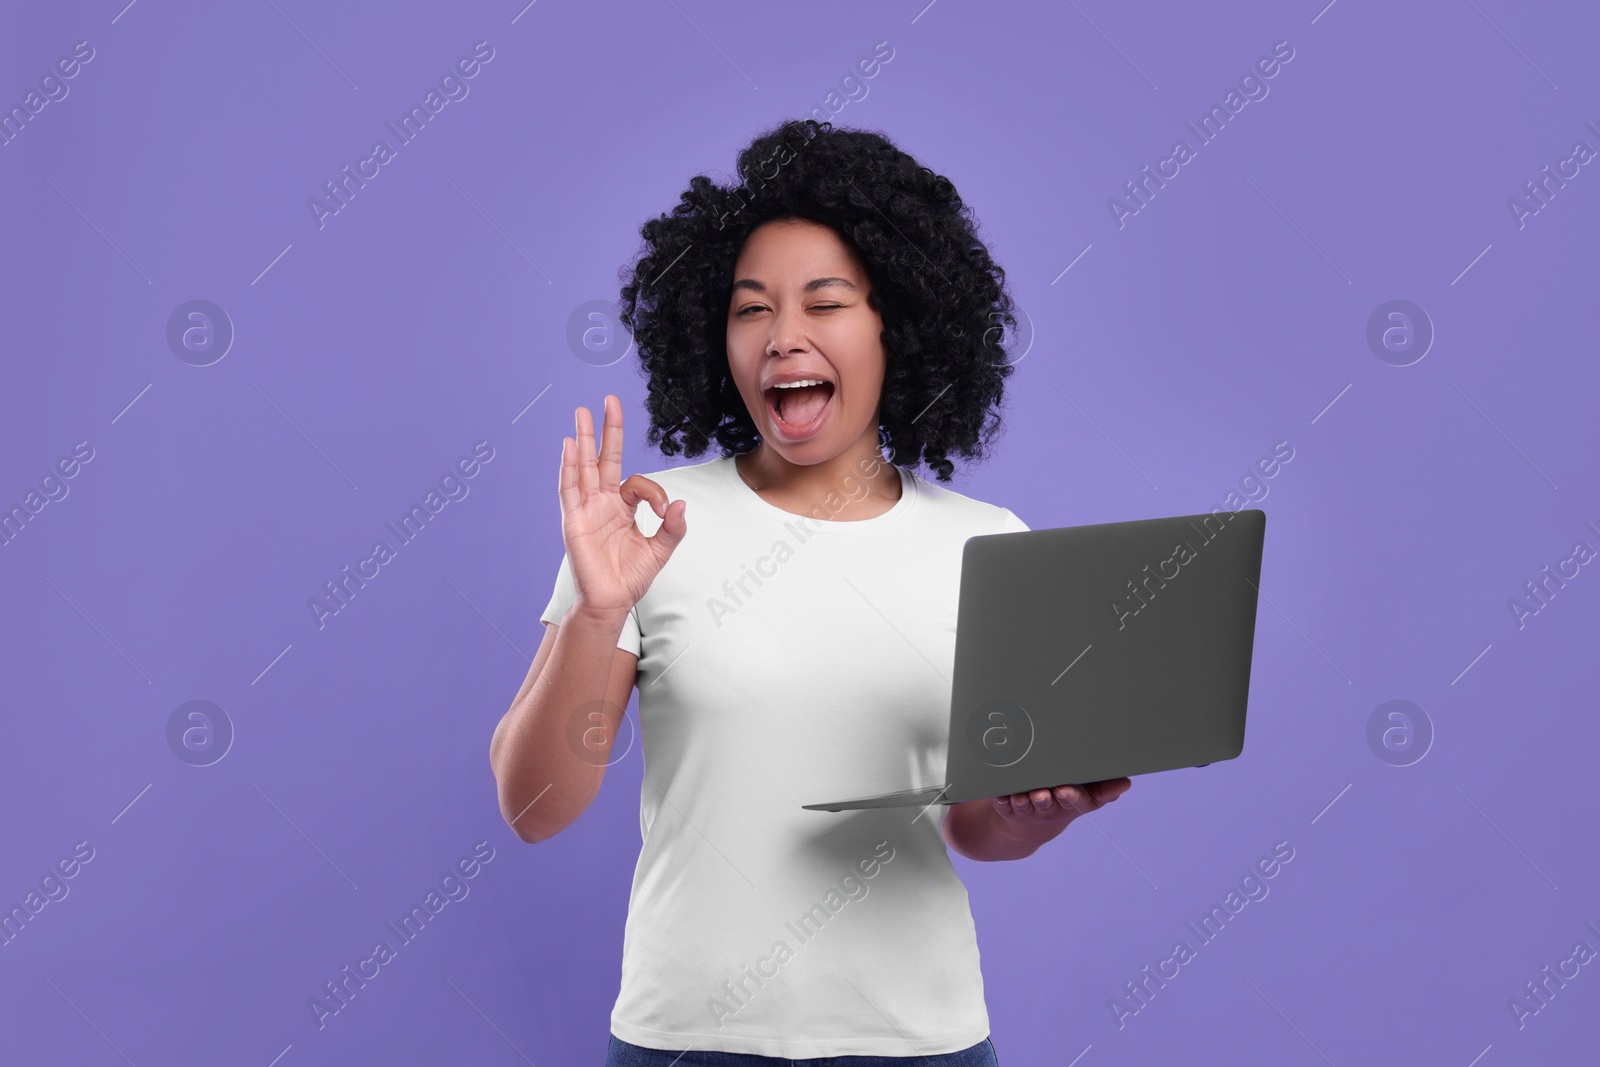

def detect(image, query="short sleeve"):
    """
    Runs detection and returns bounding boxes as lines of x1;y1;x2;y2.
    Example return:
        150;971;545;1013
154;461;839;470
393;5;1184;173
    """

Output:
998;507;1031;534
539;551;642;658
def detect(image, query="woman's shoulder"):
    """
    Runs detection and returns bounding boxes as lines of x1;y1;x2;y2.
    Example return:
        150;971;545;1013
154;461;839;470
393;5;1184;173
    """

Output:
628;454;730;494
623;455;733;534
904;467;1029;533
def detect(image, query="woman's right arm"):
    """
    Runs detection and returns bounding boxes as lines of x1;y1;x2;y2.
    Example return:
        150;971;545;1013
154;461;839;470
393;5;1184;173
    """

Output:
489;607;638;844
488;394;686;844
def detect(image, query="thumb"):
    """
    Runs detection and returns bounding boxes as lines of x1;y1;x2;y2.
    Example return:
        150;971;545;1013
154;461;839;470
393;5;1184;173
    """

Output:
647;498;688;560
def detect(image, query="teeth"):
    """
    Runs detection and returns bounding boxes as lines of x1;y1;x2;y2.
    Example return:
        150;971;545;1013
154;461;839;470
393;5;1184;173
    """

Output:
772;379;826;389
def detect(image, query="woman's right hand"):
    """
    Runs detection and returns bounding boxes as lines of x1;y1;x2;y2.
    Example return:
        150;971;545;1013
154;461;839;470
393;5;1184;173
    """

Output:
558;394;688;620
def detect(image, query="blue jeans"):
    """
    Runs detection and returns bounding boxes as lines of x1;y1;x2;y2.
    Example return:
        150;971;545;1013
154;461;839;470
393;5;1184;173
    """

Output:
605;1034;999;1066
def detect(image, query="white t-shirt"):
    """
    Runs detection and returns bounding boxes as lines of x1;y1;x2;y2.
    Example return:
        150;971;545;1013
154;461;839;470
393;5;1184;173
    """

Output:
541;453;1028;1058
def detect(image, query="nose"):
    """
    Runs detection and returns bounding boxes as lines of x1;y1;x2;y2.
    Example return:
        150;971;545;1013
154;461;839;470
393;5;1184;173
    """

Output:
767;301;809;357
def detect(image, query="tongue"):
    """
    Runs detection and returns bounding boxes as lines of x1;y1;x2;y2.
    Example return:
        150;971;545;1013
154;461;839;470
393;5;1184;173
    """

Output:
777;384;832;425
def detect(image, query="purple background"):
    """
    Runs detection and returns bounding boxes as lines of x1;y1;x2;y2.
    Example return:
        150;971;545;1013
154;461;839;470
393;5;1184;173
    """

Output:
3;1;1597;1064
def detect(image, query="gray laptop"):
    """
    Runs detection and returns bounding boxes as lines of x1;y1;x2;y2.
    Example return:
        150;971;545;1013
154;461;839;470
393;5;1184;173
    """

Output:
802;509;1266;811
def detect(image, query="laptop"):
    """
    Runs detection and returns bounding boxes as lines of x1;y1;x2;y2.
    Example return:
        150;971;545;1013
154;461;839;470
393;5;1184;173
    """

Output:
802;508;1267;811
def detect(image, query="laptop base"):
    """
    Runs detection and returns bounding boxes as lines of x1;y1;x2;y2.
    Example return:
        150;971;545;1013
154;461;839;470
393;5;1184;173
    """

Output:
800;784;952;812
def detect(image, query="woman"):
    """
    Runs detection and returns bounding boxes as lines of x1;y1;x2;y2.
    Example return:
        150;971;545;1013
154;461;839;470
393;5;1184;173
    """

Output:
489;118;1131;1066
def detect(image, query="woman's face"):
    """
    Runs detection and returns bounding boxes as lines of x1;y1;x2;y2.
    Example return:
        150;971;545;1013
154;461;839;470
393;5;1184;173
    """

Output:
725;218;886;464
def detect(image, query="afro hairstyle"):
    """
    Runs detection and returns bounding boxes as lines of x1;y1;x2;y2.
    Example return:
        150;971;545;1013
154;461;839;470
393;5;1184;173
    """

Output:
616;117;1020;483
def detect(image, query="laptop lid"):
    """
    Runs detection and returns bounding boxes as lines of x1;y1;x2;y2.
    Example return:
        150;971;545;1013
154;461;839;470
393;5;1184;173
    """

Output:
938;508;1266;805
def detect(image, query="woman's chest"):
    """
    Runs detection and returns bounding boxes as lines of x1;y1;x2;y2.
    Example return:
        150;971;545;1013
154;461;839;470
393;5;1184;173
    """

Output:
632;526;966;726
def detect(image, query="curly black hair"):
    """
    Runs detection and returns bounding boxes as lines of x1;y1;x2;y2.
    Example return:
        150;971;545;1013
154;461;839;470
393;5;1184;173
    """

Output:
616;117;1019;483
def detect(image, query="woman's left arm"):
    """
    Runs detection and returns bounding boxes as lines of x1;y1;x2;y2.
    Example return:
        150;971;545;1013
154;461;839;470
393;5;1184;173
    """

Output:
941;779;1132;862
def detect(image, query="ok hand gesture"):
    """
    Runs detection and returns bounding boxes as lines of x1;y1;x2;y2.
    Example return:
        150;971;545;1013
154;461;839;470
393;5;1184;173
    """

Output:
558;395;687;620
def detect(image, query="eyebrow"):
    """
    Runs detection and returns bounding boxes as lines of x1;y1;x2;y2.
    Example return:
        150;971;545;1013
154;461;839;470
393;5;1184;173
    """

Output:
730;276;860;295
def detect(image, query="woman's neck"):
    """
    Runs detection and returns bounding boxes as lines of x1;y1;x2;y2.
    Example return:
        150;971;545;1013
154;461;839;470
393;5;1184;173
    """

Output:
734;434;901;521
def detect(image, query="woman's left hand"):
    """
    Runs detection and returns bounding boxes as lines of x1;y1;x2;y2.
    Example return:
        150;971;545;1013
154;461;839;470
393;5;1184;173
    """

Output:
991;778;1132;847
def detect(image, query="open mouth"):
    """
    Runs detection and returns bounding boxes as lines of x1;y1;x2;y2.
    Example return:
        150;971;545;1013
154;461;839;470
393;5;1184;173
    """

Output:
764;381;835;441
